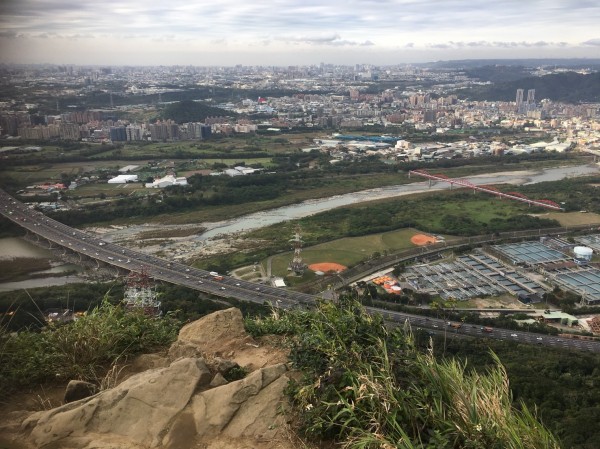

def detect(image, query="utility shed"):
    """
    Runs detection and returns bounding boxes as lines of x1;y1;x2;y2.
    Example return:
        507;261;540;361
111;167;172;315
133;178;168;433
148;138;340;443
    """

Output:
540;311;579;327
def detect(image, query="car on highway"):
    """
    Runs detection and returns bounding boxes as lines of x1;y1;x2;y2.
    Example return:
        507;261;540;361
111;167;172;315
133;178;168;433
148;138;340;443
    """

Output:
536;337;543;341
511;334;518;338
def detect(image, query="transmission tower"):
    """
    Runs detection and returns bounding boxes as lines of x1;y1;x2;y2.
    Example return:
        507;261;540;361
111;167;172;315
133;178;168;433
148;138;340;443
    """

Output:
288;227;307;275
123;266;161;316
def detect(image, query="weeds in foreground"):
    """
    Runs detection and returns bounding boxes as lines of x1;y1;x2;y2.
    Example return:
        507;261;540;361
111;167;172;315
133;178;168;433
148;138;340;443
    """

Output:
247;298;560;449
0;298;180;400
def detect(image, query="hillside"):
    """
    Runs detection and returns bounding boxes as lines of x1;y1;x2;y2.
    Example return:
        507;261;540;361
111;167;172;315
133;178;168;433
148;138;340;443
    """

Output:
0;301;560;449
457;71;600;103
419;58;600;70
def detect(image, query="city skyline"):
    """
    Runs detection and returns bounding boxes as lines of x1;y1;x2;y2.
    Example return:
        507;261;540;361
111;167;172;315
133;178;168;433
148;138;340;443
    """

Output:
1;0;600;66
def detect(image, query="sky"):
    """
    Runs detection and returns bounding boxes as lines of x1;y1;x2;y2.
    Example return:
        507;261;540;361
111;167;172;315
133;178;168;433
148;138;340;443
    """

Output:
1;0;600;66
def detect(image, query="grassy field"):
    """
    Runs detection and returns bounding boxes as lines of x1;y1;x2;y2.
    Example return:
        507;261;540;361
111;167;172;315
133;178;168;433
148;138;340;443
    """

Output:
269;228;439;277
536;211;600;227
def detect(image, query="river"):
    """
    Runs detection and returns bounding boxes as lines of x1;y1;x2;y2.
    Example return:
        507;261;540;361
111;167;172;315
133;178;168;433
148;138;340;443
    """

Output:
0;237;85;292
194;164;599;240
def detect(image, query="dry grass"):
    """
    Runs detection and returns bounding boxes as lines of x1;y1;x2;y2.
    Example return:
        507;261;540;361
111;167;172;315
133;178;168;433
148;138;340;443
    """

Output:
534;211;600;227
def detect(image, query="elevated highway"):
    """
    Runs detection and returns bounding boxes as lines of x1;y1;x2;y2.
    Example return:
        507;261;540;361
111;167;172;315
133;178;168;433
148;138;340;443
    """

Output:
2;188;600;354
0;188;314;310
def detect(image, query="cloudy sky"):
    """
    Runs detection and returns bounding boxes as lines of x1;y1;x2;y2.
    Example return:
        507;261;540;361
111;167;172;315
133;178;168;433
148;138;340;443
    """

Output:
1;0;599;66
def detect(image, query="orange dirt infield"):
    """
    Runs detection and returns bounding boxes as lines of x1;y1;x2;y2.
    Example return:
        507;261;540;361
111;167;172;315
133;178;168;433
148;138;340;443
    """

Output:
410;234;438;246
308;262;348;273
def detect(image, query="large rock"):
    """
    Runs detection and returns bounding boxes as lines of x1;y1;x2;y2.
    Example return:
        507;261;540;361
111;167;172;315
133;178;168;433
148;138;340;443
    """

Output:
12;308;295;449
177;307;247;348
22;358;212;448
162;363;290;448
172;307;288;371
20;361;292;449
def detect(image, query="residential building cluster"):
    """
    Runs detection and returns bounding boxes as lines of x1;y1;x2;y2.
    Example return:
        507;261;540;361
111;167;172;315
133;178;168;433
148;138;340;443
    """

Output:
0;64;598;155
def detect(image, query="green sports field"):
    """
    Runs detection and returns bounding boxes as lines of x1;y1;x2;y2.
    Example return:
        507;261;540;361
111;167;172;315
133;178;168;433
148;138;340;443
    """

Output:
269;228;448;277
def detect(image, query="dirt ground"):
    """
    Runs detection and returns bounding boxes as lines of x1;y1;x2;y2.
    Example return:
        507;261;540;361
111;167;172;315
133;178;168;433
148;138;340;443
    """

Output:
308;262;347;273
410;234;438;246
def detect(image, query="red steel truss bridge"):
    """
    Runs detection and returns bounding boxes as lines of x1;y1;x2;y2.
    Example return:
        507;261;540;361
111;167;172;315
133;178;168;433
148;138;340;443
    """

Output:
408;169;563;211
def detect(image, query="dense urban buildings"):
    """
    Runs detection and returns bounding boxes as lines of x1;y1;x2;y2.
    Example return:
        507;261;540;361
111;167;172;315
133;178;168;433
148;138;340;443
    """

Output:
0;64;598;151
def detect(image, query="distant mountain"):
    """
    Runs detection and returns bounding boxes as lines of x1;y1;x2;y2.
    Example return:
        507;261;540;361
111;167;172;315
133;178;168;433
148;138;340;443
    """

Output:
465;65;533;83
159;100;235;123
457;71;600;103
418;58;600;70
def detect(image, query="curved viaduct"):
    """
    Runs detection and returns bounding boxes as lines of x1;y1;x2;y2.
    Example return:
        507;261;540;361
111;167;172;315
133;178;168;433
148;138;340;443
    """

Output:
1;188;599;354
0;189;314;309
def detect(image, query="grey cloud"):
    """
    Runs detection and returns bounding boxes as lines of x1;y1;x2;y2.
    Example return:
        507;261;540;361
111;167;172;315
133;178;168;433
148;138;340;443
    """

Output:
581;38;600;46
68;33;95;39
283;33;342;44
0;30;19;39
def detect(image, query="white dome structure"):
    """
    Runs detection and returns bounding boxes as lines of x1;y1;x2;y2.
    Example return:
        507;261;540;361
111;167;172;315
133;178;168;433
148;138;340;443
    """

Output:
573;246;593;262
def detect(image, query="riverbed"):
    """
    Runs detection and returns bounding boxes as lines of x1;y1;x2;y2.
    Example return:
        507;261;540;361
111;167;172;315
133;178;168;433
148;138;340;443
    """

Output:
2;163;598;288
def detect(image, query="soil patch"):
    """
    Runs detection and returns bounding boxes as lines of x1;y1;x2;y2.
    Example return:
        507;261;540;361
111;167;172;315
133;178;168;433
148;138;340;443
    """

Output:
410;234;437;246
308;262;347;273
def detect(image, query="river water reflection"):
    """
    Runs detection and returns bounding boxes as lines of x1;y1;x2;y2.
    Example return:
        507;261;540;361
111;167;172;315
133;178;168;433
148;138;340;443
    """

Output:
0;237;84;291
196;164;599;241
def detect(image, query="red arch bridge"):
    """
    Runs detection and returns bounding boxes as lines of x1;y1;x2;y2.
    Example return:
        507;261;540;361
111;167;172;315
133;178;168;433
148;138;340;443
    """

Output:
408;169;563;211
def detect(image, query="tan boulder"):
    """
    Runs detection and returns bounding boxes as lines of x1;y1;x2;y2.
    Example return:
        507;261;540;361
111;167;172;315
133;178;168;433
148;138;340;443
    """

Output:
173;307;288;370
177;307;247;348
10;308;296;449
22;358;212;448
162;363;290;447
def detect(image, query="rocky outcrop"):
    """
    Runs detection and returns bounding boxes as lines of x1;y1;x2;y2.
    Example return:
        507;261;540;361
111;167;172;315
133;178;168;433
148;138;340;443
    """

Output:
13;308;294;449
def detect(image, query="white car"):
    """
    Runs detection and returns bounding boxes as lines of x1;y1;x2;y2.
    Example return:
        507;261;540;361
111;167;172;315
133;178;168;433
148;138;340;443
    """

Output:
511;333;518;338
536;337;543;341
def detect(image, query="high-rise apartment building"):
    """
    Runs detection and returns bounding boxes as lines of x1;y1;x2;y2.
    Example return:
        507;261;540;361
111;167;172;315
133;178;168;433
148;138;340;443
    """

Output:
515;89;524;112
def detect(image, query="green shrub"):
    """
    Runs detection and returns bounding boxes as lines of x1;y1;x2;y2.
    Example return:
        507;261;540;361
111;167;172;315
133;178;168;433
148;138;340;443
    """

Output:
0;299;180;399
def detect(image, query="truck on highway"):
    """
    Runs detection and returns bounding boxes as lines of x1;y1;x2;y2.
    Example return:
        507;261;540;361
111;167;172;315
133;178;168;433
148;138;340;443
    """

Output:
482;327;493;333
209;271;223;281
447;322;462;329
